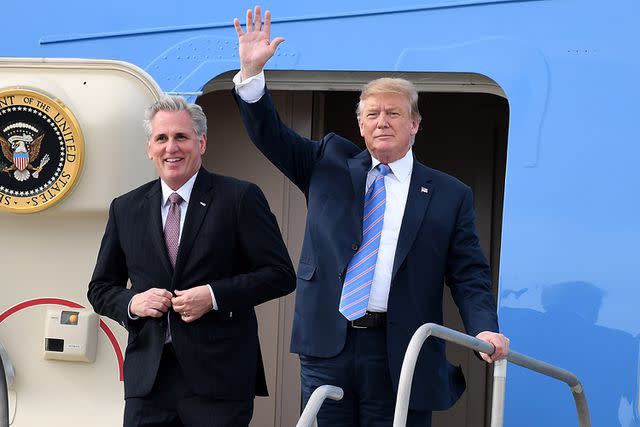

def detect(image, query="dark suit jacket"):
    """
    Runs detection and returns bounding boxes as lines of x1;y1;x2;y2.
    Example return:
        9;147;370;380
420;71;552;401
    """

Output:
234;90;499;411
87;168;295;401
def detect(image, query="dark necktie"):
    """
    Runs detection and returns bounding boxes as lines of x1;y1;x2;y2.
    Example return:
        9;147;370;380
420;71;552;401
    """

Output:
339;164;391;320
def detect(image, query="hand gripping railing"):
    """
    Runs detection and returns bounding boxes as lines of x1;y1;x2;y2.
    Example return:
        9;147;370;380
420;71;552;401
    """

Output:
393;323;591;427
296;385;344;427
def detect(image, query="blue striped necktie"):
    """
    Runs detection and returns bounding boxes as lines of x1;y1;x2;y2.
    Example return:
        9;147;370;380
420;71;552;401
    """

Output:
339;163;391;320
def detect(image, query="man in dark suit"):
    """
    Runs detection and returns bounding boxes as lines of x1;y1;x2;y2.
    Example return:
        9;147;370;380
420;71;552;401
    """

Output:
232;7;510;426
87;95;295;427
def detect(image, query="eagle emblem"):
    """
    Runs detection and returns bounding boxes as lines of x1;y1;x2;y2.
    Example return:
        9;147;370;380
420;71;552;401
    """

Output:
1;122;50;182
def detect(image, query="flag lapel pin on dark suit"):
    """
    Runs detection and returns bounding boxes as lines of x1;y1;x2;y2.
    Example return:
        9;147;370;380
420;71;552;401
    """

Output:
420;187;429;194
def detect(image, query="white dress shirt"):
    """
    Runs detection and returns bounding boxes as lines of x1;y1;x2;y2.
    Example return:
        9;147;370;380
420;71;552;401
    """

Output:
233;70;267;103
234;71;413;313
159;173;196;238
366;152;412;312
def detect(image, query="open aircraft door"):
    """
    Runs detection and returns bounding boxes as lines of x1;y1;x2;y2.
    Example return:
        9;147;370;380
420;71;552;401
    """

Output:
0;58;161;426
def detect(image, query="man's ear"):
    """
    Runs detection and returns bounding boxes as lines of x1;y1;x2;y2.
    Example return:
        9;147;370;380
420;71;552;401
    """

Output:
410;118;420;136
199;134;207;155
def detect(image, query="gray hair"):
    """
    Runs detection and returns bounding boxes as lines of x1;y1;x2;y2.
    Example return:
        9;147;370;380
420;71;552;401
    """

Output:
356;77;422;122
143;95;207;140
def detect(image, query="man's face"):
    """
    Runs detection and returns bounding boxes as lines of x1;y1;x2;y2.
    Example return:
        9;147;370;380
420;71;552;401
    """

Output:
358;92;419;164
147;110;206;190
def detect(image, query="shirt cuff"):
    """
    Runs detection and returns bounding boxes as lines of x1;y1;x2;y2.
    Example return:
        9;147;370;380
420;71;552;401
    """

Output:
207;284;218;311
233;70;266;103
127;297;139;320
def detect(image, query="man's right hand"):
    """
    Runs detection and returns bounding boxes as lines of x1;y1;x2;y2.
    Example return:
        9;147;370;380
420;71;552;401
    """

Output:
130;288;173;318
233;6;285;81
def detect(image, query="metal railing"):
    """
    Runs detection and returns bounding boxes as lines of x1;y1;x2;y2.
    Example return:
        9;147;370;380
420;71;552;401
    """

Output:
0;340;11;427
296;385;344;427
393;323;591;427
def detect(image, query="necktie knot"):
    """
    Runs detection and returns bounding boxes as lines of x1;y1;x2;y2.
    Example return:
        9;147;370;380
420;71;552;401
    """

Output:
168;192;183;206
377;164;391;177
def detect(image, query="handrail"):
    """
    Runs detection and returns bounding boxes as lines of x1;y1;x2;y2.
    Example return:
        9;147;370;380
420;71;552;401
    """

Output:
296;385;344;427
0;362;6;427
0;342;13;388
393;323;591;427
490;359;507;427
0;341;10;427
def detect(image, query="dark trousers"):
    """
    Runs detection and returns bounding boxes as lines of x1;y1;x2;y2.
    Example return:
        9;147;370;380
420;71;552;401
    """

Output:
300;326;431;427
124;345;253;427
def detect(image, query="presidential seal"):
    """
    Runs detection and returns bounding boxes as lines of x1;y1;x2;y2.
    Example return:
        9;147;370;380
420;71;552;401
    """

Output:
0;88;84;213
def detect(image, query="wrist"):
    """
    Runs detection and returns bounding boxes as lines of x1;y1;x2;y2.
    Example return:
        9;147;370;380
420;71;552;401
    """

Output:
241;66;262;81
127;296;139;320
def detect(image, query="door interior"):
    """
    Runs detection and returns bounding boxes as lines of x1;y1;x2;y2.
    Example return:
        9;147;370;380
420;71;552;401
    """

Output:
198;82;508;427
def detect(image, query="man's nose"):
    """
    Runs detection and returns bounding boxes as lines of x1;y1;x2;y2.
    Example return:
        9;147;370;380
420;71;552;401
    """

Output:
166;139;179;151
376;113;389;128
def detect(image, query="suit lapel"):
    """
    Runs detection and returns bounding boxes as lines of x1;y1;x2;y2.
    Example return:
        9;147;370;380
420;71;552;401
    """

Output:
145;181;173;276
391;161;434;280
173;168;214;279
347;150;372;238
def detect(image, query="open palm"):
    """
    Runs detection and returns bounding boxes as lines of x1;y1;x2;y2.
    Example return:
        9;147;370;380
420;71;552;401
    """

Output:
234;6;285;80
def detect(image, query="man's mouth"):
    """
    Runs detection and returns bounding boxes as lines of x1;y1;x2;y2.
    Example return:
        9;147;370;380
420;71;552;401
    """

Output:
164;158;182;163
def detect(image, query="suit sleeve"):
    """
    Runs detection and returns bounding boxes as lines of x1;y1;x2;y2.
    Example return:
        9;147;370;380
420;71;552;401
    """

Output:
210;183;296;309
87;199;137;328
232;88;322;195
445;187;499;336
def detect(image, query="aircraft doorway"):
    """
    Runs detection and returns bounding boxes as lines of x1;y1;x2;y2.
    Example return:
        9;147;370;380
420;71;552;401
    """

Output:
198;73;509;427
316;89;508;427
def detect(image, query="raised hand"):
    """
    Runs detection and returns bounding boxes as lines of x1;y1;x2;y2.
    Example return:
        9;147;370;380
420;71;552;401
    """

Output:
233;6;285;80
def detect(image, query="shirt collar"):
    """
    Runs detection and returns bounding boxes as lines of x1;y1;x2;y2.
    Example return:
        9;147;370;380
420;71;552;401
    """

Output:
160;172;198;206
370;148;413;182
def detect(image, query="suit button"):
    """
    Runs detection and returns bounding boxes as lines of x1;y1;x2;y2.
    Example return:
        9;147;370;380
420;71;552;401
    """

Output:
352;243;359;251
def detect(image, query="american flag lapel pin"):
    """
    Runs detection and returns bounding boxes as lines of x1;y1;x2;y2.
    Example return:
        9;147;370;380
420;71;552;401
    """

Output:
420;186;429;194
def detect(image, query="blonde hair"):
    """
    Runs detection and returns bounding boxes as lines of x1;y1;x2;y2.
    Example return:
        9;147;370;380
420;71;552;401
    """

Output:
356;78;421;122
